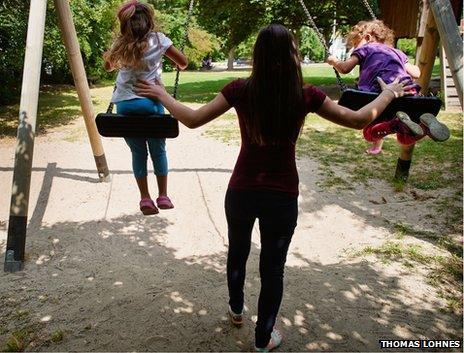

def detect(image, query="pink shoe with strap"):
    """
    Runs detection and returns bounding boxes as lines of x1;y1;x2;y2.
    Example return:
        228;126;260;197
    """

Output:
365;146;382;155
140;198;159;215
156;196;174;209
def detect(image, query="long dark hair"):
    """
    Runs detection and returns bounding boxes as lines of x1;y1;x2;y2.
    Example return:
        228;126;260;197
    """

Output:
244;24;305;146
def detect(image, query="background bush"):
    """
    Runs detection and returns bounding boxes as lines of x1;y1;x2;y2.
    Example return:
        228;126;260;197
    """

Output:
397;38;417;58
0;0;120;104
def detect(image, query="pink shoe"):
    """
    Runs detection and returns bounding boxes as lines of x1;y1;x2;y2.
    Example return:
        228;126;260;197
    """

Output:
140;198;159;215
156;196;174;209
365;146;382;155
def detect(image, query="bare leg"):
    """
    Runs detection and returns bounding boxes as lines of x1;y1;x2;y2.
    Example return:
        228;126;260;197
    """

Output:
399;143;415;161
135;177;151;199
156;175;168;197
373;139;383;149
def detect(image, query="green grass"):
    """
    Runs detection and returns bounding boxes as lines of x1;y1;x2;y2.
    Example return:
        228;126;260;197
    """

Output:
298;112;463;190
0;65;356;137
50;330;64;343
0;87;82;137
3;330;28;352
159;65;357;103
356;241;462;314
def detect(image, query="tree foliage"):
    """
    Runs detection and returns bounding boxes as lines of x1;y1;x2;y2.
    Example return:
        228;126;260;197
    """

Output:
299;27;325;62
153;4;221;70
0;0;120;104
197;0;266;52
0;0;380;104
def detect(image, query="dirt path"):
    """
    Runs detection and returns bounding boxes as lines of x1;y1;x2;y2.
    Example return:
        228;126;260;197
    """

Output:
0;112;461;351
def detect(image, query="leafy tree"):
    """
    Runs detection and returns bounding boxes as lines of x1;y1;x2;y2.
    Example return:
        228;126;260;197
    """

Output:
0;0;120;104
153;5;221;70
43;0;120;82
197;0;266;69
235;33;257;60
397;38;417;58
299;27;325;62
0;0;29;104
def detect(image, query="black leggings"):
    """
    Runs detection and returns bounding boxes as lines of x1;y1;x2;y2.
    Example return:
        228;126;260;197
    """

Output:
225;188;298;348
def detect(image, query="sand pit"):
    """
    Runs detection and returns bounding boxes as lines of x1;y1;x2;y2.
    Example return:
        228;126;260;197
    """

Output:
0;114;461;351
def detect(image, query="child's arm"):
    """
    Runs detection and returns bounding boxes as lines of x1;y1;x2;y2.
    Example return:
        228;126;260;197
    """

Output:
165;46;188;70
405;62;420;79
327;55;359;74
135;79;229;128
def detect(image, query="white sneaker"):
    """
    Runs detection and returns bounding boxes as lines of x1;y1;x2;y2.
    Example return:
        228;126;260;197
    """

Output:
255;329;283;352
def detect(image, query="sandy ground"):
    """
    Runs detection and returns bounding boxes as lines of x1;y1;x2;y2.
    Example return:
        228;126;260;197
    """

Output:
0;111;462;352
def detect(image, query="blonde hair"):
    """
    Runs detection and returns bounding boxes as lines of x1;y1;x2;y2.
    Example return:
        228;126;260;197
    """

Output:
104;0;156;71
347;20;395;47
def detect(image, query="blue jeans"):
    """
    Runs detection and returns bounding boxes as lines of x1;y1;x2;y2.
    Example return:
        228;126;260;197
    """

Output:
116;98;168;177
225;189;298;348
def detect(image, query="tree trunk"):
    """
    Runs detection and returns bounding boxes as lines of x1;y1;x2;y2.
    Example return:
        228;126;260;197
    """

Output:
227;47;235;71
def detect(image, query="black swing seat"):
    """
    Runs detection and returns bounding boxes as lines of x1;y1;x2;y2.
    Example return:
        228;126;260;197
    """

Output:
338;89;442;123
96;113;179;138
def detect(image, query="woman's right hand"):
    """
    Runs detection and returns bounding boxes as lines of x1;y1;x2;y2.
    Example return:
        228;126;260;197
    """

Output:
377;77;413;99
135;79;168;101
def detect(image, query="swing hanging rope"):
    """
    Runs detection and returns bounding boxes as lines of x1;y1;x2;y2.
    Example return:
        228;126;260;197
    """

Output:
173;0;195;99
361;0;377;20
107;0;195;113
297;0;347;91
97;0;196;139
297;0;377;91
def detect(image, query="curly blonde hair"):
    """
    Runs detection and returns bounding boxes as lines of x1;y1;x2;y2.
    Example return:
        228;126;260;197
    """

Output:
103;0;156;71
347;20;395;48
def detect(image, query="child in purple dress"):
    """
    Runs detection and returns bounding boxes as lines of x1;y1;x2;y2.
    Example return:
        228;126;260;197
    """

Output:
328;20;450;155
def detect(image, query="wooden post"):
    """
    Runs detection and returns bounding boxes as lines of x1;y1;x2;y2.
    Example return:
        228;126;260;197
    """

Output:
416;8;440;94
54;0;110;180
429;0;463;108
415;0;430;64
4;0;47;272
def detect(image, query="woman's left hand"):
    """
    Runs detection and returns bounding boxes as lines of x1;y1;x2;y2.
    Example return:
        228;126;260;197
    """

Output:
135;79;167;100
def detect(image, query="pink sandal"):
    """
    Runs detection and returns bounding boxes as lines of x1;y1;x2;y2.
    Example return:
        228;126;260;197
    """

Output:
156;196;174;210
140;198;159;215
365;146;382;155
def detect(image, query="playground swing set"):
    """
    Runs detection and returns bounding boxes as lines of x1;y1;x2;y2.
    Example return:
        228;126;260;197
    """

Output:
4;0;463;272
95;0;195;138
298;0;462;179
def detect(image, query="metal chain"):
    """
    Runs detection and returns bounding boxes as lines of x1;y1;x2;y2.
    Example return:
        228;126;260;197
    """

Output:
298;0;329;53
297;0;347;91
173;0;195;99
361;0;377;20
107;1;195;113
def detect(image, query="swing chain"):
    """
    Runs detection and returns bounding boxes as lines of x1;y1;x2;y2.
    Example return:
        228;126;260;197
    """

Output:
361;0;377;20
173;0;195;99
298;0;329;53
297;0;347;91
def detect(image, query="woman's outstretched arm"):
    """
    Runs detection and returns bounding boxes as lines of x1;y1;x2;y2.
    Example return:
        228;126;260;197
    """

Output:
135;80;230;128
316;77;410;129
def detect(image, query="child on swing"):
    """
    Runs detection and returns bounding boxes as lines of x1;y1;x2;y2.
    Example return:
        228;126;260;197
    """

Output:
104;0;188;215
328;20;450;155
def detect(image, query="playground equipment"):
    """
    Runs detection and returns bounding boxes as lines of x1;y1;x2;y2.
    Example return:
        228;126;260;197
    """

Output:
96;0;195;139
298;0;462;179
5;0;197;272
5;0;112;272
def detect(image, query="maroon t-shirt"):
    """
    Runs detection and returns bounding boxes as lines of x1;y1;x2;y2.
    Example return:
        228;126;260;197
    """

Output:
220;79;326;196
